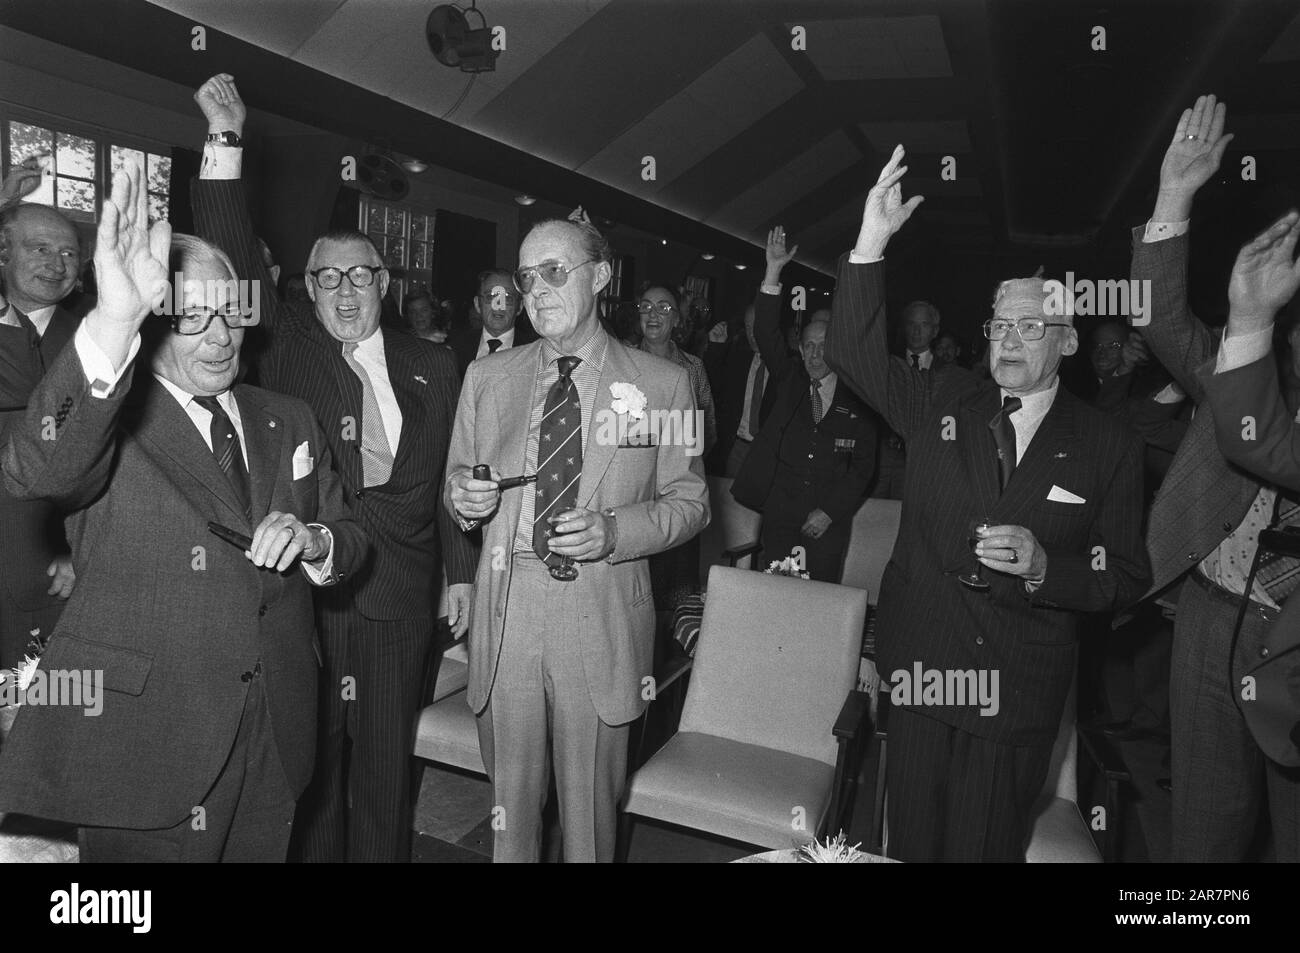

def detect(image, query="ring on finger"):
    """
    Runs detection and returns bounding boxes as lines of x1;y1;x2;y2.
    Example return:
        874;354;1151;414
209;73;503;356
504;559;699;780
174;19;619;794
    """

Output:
1009;550;1019;564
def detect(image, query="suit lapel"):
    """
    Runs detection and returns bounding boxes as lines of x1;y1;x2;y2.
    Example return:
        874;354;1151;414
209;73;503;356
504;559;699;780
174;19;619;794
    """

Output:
958;384;1003;517
379;329;422;474
496;343;541;538
577;338;639;510
232;386;283;523
132;378;249;527
997;387;1076;524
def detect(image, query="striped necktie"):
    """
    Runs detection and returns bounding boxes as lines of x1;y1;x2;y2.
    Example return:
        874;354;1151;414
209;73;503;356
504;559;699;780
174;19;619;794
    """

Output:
193;394;250;518
810;380;824;425
341;342;395;487
532;356;583;568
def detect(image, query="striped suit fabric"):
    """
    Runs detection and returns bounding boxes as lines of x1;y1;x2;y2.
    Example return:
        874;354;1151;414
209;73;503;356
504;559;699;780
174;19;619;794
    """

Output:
825;254;1149;860
193;177;475;861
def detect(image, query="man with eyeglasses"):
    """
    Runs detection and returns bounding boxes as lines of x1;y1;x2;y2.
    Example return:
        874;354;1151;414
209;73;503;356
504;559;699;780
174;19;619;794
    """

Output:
0;168;86;674
448;267;537;376
189;74;476;862
0;166;366;861
445;213;708;862
824;145;1150;862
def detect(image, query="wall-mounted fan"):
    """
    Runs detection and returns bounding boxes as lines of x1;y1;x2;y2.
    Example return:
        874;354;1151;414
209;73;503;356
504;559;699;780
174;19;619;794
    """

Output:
427;4;499;73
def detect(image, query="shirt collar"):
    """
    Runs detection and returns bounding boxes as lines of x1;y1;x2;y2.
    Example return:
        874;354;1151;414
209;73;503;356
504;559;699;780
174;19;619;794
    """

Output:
814;370;838;395
1001;377;1058;416
540;323;608;371
153;373;235;416
483;326;515;345
350;328;386;358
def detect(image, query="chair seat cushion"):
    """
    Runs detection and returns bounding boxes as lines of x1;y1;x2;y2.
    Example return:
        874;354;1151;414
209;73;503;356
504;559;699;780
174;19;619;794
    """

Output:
1025;795;1101;863
413;689;485;775
623;731;834;849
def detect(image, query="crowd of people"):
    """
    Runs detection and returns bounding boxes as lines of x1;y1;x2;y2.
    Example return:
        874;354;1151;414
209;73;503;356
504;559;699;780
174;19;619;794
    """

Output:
0;72;1298;865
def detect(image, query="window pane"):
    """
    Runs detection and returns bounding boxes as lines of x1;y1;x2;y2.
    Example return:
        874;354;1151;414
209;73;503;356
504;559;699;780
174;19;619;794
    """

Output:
57;132;95;179
148;192;169;223
111;145;146;176
9;121;52;167
386;238;405;268
386;209;404;236
367;205;385;235
56;177;96;219
147;154;172;196
409;216;426;242
411;241;427;271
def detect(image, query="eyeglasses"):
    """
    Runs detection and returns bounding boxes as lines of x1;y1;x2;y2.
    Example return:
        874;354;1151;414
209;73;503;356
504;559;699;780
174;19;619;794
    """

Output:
310;264;384;290
513;259;596;295
636;301;677;316
172;307;257;336
983;319;1072;342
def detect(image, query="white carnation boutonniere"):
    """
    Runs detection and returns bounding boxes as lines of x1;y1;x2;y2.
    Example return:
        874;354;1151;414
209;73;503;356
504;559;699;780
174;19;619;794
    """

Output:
609;382;647;420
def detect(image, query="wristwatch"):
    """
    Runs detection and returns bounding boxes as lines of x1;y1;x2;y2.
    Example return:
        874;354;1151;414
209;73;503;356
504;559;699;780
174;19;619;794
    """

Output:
206;130;243;148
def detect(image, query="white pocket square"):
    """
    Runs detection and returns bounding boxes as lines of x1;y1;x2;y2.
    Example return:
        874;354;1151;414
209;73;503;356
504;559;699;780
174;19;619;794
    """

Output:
1047;484;1085;504
292;441;314;480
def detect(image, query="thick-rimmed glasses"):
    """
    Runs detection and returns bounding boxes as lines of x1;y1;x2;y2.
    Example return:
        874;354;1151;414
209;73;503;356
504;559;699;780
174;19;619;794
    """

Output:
513;259;596;295
310;264;384;290
171;307;257;336
983;318;1072;342
636;301;677;316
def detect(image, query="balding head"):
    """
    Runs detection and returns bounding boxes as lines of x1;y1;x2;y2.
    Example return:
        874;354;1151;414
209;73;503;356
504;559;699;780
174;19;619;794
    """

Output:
0;204;81;311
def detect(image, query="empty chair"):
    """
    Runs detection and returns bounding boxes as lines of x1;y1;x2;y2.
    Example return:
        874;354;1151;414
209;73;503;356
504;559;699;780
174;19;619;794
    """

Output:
697;476;763;585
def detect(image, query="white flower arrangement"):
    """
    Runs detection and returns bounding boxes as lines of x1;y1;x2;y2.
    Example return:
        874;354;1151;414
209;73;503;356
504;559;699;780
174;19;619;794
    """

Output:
764;556;810;579
609;381;647;420
796;831;864;863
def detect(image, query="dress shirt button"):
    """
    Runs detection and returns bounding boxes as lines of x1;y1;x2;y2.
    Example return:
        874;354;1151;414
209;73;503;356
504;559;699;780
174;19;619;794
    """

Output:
975;636;985;646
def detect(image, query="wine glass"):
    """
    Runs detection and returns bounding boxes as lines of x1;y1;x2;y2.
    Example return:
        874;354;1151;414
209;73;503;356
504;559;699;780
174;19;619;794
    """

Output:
959;516;993;591
548;514;579;582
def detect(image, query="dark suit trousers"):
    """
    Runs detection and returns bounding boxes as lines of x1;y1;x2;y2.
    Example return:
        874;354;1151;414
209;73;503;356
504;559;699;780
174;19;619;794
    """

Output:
761;488;849;583
292;599;432;862
78;666;294;862
1170;578;1300;861
885;706;1054;862
0;596;63;672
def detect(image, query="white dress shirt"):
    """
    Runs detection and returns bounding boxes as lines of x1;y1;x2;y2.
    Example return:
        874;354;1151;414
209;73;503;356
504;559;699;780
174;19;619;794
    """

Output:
0;303;57;335
906;349;934;370
348;330;403;456
1003;379;1057;465
476;326;516;360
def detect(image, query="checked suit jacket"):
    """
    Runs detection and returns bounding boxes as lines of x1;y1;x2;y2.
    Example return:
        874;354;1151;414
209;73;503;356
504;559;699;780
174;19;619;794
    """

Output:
0;343;365;829
445;332;710;726
193;178;476;617
825;256;1150;744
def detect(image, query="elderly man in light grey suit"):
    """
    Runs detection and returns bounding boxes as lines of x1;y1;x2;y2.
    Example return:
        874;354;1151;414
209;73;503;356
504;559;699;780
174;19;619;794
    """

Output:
446;215;709;863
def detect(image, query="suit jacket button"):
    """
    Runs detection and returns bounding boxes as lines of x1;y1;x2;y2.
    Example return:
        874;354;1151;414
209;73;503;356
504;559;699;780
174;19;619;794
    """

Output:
1223;521;1233;533
1187;552;1198;560
1260;646;1270;657
975;636;984;646
355;490;365;499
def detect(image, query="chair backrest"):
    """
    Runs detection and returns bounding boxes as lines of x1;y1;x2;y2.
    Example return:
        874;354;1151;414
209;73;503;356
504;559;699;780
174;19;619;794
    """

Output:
839;498;902;597
681;565;868;767
698;476;763;584
1041;663;1079;803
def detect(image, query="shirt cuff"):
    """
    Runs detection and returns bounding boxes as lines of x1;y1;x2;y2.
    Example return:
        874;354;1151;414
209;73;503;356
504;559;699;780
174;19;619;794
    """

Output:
848;251;884;265
200;143;243;180
1142;220;1189;243
759;283;781;296
1215;325;1273;373
300;523;337;586
75;324;140;398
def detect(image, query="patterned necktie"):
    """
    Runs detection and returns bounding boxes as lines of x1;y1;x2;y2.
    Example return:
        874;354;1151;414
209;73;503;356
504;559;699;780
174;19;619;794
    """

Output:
341;342;395;487
193;395;251;518
532;356;583;567
487;338;502;354
1257;492;1300;603
810;380;824;425
989;395;1022;491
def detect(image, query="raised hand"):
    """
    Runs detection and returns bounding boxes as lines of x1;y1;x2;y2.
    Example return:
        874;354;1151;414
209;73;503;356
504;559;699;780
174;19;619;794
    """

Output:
854;145;924;260
0;158;44;209
194;73;247;137
708;321;728;344
1155;95;1233;221
764;226;799;282
92;162;170;337
1227;210;1300;334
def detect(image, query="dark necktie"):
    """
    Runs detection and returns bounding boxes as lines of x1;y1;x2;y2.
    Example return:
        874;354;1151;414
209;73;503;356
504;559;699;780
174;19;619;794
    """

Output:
910;352;920;369
533;356;583;568
810;380;824;425
194;394;251;518
487;338;502;354
989;395;1022;491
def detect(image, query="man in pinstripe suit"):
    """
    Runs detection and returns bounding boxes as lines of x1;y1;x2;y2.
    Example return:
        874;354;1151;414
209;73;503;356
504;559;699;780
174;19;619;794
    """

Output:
825;145;1150;861
190;75;477;862
1132;94;1300;861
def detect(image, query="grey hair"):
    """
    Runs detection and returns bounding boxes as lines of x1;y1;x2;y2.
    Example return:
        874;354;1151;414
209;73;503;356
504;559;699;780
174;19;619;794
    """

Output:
305;229;383;275
528;217;612;265
902;300;941;327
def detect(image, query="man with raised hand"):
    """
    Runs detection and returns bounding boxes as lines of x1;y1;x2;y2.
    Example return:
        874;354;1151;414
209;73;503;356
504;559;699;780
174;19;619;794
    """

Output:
824;145;1149;862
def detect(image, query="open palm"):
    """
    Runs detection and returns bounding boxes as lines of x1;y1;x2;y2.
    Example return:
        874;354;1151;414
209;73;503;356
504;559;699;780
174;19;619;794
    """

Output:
1229;211;1300;320
1160;95;1233;194
860;145;924;246
94;163;170;331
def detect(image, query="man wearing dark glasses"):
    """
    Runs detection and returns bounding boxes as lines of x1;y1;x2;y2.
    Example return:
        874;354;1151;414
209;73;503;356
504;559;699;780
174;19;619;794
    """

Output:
445;214;708;862
189;74;476;862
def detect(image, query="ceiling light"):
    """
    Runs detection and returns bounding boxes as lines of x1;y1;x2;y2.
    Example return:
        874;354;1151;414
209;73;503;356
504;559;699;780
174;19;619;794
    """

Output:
701;253;714;261
735;264;746;271
515;195;536;206
661;239;667;246
400;159;429;174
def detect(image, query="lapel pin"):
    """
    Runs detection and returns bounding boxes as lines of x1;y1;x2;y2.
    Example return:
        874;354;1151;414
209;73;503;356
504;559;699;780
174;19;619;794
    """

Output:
268;420;276;428
1054;451;1067;459
414;375;427;385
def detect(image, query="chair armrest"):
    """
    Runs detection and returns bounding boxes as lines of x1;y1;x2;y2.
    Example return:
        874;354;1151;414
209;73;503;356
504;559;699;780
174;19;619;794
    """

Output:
1078;724;1131;783
833;690;872;740
722;540;762;565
